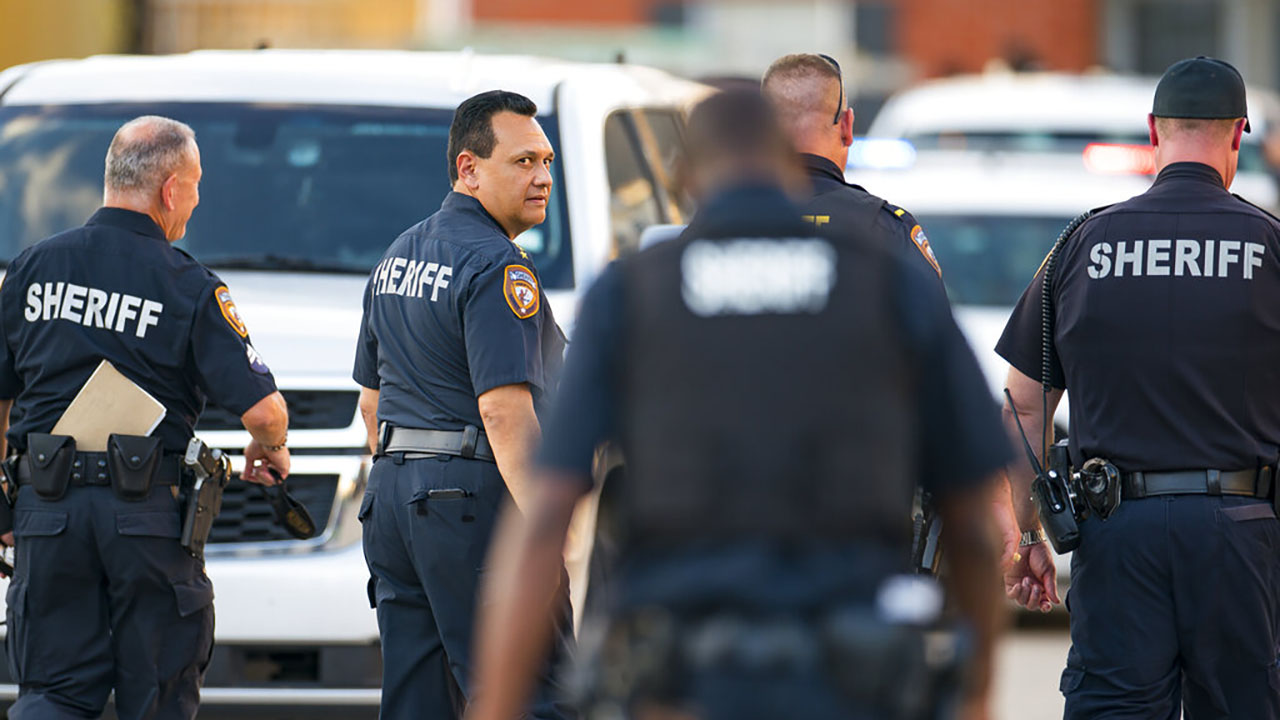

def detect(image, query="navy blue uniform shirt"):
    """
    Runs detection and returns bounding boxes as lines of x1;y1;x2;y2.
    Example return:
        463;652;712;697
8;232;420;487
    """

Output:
541;183;1009;496
800;153;943;279
997;162;1280;471
0;207;278;453
353;192;566;429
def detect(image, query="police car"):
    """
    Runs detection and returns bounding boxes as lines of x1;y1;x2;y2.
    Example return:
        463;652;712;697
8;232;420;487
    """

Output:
0;50;708;715
863;71;1280;210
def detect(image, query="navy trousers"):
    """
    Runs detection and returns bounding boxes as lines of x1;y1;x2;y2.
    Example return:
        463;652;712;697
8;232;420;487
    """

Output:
1063;495;1280;719
6;485;214;720
360;454;576;720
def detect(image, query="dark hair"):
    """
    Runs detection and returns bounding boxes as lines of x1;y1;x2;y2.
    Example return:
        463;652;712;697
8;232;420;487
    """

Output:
685;89;791;166
447;90;539;184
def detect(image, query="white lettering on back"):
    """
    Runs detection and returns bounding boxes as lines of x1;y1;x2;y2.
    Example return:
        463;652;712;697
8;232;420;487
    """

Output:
682;238;837;316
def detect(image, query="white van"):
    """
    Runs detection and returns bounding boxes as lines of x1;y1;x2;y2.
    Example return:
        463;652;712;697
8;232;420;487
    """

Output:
0;49;708;716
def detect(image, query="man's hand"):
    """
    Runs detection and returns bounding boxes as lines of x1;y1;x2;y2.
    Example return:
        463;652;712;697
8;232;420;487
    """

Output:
1004;541;1059;613
242;439;288;485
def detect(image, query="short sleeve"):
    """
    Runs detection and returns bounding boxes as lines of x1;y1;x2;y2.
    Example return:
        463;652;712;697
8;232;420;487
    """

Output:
995;257;1066;389
0;279;22;399
537;263;624;490
189;281;278;416
900;261;1011;495
352;275;380;389
463;259;550;397
883;206;943;280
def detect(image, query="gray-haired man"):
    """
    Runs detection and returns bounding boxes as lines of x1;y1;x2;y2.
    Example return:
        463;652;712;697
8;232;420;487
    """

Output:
0;115;289;719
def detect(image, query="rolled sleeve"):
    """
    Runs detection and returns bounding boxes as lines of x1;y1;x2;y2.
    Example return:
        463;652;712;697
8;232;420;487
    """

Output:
189;281;277;416
464;260;548;397
352;275;380;389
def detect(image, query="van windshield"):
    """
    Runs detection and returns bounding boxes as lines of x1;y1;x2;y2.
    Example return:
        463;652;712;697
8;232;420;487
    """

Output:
917;213;1070;307
0;103;572;287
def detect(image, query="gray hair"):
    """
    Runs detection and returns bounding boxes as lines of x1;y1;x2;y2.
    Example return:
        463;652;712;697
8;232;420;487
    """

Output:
104;116;197;193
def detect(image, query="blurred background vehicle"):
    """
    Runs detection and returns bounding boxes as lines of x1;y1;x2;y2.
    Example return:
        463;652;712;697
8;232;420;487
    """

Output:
0;49;707;718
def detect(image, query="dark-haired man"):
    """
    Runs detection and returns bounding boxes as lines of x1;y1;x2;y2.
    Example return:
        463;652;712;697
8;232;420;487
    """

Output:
352;90;574;720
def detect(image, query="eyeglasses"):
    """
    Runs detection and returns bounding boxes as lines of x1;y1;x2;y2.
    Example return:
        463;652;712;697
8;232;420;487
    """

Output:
819;53;845;126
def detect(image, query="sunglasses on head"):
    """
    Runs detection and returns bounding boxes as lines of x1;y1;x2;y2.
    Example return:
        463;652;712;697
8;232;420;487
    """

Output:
819;53;845;126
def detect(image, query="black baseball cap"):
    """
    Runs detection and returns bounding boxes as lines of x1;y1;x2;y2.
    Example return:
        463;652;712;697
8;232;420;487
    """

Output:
1153;56;1250;132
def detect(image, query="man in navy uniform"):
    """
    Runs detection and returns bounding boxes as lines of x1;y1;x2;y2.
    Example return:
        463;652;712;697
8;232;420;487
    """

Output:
0;116;290;719
1000;57;1280;717
468;90;1008;720
352;90;574;720
761;53;943;280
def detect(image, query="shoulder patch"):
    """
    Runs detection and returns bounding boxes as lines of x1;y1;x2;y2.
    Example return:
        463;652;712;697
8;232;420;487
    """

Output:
215;285;249;337
245;343;271;375
909;224;942;276
502;264;540;319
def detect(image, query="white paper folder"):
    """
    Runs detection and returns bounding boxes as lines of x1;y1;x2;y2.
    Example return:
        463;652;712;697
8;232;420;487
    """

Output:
51;360;167;452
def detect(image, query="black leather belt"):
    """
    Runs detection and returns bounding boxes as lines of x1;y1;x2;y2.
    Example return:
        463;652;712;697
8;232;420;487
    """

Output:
379;425;495;463
1122;467;1273;500
15;452;185;487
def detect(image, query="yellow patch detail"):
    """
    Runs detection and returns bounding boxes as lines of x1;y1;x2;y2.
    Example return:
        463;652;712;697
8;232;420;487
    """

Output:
502;264;540;319
894;208;907;217
215;286;249;337
802;214;831;228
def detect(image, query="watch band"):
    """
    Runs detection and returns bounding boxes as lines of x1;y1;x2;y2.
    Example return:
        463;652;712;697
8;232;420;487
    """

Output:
263;435;287;453
1019;528;1047;547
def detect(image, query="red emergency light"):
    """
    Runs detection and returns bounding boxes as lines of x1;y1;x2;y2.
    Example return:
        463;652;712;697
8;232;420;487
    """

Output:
1082;143;1157;175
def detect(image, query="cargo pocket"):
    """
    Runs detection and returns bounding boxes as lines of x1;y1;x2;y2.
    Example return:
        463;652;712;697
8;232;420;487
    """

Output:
171;574;215;618
366;576;378;609
14;510;67;540
1059;665;1086;696
357;490;375;523
117;511;182;539
5;578;27;683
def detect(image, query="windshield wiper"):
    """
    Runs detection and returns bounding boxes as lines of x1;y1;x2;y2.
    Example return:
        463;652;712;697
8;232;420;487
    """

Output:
204;254;367;274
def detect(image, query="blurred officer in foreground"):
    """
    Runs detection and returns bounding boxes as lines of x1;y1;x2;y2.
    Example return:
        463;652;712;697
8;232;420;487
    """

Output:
999;57;1280;717
762;53;1022;575
0;116;289;719
352;90;574;720
467;89;1009;720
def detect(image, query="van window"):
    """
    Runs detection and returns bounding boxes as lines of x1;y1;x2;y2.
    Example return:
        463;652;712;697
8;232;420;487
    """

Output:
603;111;662;255
0;103;574;288
638;109;692;222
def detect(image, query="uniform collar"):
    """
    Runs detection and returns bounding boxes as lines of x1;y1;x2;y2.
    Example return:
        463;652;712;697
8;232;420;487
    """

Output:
86;207;168;242
1153;161;1227;189
685;181;810;239
799;153;846;184
441;191;512;239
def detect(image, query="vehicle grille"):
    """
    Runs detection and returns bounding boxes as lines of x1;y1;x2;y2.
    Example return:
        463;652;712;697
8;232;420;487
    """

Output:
210;474;340;544
196;390;359;431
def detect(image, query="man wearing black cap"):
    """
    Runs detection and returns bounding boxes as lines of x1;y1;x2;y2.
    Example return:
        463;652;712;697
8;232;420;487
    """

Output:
998;56;1280;717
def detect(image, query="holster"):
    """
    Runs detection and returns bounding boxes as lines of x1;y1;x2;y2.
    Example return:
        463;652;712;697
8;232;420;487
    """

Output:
107;434;164;502
24;434;76;501
179;437;230;561
0;456;18;536
821;609;967;720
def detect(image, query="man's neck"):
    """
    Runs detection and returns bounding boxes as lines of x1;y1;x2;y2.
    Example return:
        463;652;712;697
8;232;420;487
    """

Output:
451;184;519;239
102;196;168;238
1155;147;1229;186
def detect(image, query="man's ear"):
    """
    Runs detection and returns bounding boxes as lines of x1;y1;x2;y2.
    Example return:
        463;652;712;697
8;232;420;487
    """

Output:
456;150;480;191
160;173;179;211
840;107;855;148
1147;113;1159;147
1232;118;1246;151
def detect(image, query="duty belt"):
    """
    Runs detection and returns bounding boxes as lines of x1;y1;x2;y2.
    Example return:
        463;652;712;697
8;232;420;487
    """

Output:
15;451;185;487
379;425;495;463
1121;467;1273;500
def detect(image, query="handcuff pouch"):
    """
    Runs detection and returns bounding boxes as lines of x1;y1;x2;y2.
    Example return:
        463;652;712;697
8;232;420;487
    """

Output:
108;434;162;502
24;433;76;501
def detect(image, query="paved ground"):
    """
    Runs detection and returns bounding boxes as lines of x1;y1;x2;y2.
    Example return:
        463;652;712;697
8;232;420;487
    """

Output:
995;628;1071;720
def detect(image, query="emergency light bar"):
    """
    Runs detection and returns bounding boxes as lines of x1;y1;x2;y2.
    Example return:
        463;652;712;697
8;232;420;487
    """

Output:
1082;143;1156;175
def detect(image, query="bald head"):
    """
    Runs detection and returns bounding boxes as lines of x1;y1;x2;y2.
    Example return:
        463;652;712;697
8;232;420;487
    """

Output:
762;53;852;165
103;116;202;241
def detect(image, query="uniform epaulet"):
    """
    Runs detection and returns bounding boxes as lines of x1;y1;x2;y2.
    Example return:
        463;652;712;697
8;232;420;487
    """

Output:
1232;194;1280;224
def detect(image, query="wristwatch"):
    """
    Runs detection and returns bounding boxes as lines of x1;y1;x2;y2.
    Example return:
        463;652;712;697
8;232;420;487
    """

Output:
1019;528;1047;547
